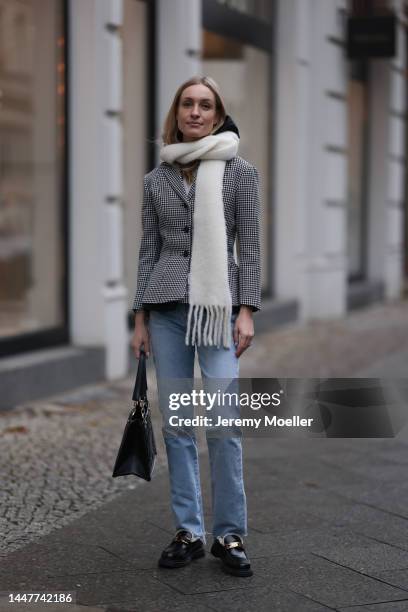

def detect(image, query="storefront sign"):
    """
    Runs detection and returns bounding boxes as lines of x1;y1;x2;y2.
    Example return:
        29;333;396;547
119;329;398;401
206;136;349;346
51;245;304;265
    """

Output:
347;14;396;58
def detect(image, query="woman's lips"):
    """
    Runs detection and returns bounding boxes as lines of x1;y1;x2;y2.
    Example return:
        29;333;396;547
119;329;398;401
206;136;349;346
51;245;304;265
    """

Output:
188;123;202;127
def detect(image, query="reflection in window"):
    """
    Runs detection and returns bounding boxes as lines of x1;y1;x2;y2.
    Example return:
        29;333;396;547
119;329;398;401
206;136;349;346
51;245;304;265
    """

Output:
0;0;65;338
122;0;149;316
347;60;369;279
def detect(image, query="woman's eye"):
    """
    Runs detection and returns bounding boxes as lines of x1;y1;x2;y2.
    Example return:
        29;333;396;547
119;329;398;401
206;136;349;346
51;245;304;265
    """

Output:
182;101;211;109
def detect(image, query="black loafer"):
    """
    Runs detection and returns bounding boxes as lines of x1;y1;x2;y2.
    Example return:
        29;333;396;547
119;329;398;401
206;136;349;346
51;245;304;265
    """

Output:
210;534;253;577
158;530;205;568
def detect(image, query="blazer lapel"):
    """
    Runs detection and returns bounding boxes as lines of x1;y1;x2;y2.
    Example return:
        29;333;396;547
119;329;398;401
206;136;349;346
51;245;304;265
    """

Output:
161;162;189;205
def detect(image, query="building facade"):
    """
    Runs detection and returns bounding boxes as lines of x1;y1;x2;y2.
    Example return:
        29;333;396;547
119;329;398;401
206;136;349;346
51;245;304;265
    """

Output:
0;0;406;408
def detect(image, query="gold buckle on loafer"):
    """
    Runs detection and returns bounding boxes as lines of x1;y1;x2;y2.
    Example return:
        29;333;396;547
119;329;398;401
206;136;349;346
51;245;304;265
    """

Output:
225;541;241;550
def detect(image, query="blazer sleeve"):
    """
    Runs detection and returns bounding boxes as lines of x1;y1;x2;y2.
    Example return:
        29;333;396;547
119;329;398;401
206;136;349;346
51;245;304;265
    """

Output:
236;165;261;312
132;176;162;312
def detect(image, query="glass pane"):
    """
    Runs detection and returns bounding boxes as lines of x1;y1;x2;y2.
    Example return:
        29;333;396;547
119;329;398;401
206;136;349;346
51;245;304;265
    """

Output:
347;61;368;278
0;0;65;338
202;29;271;292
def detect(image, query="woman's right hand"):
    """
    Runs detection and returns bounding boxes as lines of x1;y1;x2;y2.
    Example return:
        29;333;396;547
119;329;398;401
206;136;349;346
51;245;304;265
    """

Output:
131;311;151;359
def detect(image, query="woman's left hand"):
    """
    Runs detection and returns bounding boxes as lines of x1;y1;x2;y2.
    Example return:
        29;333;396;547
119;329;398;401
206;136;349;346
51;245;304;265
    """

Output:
233;306;254;358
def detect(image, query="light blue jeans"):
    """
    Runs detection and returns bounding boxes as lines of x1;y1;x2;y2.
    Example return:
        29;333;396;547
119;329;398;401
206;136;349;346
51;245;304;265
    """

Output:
148;304;247;545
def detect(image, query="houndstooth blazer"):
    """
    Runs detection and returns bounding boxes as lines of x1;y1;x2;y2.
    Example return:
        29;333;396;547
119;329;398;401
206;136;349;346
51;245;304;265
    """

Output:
132;155;261;313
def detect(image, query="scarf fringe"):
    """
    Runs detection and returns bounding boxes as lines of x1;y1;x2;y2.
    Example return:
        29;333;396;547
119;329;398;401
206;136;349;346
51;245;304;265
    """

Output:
185;304;232;349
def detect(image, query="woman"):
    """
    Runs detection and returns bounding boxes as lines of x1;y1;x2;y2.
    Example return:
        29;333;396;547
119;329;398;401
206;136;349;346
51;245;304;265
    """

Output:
131;76;261;577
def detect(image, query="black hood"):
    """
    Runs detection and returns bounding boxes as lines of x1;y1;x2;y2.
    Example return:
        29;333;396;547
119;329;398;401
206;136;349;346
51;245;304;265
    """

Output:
213;114;240;138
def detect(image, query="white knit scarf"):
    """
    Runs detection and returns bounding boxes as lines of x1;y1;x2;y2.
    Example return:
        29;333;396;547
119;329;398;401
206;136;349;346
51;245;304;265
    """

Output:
160;131;239;348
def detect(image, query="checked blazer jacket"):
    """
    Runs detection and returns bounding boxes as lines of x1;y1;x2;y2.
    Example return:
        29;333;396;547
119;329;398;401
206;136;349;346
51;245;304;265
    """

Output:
132;155;261;313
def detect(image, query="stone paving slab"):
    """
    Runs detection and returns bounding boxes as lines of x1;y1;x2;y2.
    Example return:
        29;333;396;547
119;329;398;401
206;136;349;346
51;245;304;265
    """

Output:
199;585;334;612
247;454;367;489
253;554;408;608
326;480;408;518
367;568;408;592
0;600;105;612
334;460;408;483
2;300;408;610
248;482;359;524
334;503;408;550
339;601;408;612
6;468;408;610
247;500;332;534
154;556;268;595
1;570;207;609
315;539;408;574
224;525;386;561
104;600;214;612
0;543;129;586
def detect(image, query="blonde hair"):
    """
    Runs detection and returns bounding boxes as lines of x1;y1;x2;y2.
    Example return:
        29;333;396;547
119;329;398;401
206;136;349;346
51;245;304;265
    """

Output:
162;76;227;184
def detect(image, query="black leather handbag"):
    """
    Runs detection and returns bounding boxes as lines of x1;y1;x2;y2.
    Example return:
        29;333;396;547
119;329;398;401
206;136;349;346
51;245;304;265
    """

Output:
112;349;157;481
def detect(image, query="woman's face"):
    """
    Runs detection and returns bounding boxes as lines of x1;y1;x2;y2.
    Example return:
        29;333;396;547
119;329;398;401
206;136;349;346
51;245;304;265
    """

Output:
176;84;219;142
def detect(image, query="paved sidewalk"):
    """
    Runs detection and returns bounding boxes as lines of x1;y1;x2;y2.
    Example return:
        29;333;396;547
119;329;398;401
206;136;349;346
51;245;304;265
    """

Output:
1;299;408;611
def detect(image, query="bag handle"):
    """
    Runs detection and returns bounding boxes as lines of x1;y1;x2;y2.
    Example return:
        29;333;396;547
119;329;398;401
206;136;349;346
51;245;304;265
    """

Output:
132;348;148;402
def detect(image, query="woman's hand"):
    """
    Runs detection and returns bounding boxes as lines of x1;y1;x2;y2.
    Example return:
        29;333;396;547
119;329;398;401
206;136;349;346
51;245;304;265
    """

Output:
131;310;151;359
233;306;254;358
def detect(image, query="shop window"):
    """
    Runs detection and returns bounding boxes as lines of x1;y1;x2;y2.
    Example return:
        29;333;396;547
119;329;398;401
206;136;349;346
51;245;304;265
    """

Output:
347;59;369;280
0;0;66;345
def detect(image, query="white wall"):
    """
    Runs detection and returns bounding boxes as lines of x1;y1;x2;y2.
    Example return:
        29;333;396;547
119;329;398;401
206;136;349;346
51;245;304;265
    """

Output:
367;0;406;299
385;0;406;298
275;0;406;319
275;0;348;320
69;0;128;379
156;0;202;164
123;0;148;312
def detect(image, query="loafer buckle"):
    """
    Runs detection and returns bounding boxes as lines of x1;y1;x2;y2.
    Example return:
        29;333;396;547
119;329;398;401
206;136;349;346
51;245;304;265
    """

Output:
225;541;241;550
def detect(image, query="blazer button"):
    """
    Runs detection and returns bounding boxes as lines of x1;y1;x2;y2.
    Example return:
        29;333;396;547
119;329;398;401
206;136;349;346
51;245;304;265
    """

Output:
183;225;189;233
182;203;188;209
183;250;189;257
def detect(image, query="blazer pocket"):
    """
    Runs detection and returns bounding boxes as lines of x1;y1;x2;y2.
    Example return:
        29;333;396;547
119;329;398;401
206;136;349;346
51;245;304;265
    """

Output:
144;253;171;293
